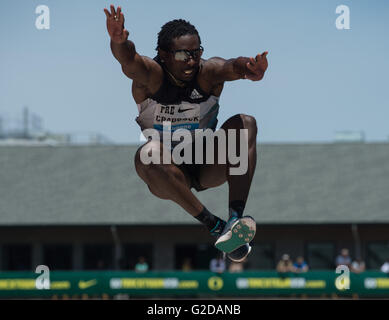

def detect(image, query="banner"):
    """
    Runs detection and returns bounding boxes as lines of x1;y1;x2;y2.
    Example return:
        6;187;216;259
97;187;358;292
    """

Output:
0;271;388;298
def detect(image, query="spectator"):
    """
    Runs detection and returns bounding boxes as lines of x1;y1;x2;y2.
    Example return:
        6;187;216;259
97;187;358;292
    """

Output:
229;261;244;273
210;253;226;274
380;258;389;273
119;258;129;270
292;256;309;273
96;259;106;270
276;254;294;273
135;256;149;273
182;258;193;272
335;248;352;268
351;257;366;273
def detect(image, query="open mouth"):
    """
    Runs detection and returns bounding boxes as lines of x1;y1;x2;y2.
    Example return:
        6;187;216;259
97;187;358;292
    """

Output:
183;69;194;76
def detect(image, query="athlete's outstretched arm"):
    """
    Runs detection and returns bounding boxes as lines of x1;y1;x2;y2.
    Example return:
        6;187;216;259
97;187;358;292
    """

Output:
204;52;268;85
104;5;162;87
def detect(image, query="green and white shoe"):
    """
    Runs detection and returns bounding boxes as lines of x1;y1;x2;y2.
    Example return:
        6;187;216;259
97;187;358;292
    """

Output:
210;220;226;237
227;243;252;262
214;216;256;253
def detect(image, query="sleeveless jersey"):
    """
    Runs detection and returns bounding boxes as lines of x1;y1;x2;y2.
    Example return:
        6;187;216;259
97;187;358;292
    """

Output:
136;57;220;145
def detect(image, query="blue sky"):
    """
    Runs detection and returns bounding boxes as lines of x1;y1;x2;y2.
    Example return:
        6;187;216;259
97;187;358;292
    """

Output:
1;0;388;144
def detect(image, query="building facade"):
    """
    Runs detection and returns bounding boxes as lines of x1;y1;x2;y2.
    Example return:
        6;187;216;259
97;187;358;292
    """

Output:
1;144;389;272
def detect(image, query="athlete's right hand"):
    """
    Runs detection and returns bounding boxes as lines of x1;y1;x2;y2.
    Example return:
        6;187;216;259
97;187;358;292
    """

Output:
104;5;129;44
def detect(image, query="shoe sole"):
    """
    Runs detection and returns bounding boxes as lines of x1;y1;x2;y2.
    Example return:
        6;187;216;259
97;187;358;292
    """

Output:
214;216;256;253
228;245;252;263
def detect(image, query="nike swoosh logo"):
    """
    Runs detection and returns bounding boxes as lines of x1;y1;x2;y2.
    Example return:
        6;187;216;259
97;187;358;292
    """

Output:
78;279;97;289
178;108;194;113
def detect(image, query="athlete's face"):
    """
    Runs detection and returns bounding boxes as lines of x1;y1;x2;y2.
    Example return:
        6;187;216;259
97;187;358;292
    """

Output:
163;34;202;82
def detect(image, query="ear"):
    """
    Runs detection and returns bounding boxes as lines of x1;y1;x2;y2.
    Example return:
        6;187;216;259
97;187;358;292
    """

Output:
158;48;168;62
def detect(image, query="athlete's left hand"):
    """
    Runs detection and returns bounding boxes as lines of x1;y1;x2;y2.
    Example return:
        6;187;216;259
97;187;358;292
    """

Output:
245;51;268;81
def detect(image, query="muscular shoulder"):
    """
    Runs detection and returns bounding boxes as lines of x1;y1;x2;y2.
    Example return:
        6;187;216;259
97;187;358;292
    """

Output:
130;57;163;103
139;55;164;89
141;55;163;72
198;57;226;96
201;57;226;78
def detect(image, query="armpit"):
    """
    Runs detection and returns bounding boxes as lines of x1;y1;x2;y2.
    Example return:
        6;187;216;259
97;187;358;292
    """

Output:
132;81;149;104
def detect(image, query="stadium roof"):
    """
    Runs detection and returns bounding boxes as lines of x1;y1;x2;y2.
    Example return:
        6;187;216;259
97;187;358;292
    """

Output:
1;143;388;225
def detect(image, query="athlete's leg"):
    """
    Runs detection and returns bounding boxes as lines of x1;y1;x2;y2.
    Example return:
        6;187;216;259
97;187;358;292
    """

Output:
135;140;202;215
197;113;258;210
196;113;258;253
134;140;225;234
225;114;257;211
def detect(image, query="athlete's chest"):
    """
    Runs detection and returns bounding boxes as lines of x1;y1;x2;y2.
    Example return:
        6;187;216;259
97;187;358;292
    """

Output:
152;101;201;131
132;71;222;105
136;95;220;133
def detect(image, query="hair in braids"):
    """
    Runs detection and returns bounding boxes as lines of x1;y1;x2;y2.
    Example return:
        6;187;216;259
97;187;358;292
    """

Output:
156;19;201;53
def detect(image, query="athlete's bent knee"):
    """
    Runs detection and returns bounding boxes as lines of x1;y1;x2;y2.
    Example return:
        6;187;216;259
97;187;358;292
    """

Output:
240;114;257;131
135;141;163;170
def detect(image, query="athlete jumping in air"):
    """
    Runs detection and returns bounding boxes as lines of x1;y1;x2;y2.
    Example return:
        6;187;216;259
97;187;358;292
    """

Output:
104;5;268;262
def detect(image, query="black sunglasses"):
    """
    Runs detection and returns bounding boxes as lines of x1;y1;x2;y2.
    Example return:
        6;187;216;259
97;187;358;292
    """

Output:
170;46;204;62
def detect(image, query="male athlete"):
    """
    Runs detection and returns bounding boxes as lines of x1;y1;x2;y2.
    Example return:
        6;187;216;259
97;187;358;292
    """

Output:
104;5;268;262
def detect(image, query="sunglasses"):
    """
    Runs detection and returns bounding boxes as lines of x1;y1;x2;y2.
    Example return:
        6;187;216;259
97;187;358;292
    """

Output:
170;46;204;62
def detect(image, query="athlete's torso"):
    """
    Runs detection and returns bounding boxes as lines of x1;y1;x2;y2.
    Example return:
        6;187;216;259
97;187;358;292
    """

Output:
135;57;222;142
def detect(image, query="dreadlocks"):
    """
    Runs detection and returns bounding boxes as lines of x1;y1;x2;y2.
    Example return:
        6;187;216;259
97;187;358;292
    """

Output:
156;19;201;53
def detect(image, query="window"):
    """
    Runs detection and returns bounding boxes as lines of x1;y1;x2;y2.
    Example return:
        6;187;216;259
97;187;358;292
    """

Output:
43;244;73;270
366;242;389;270
122;244;153;271
306;242;335;270
1;244;32;271
247;243;275;270
175;244;219;270
83;244;114;270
